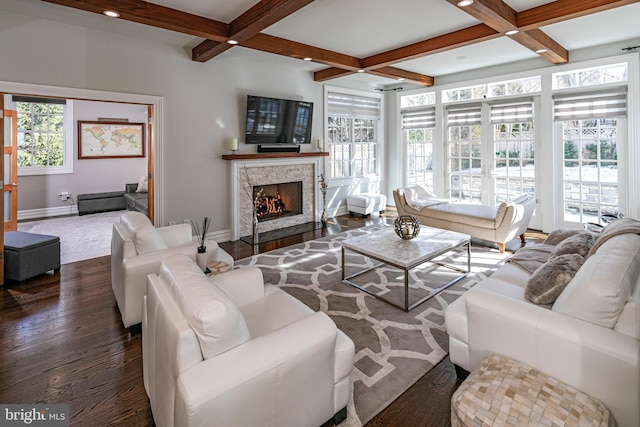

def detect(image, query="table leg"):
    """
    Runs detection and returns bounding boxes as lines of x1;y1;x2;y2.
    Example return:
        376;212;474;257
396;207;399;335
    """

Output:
404;268;409;312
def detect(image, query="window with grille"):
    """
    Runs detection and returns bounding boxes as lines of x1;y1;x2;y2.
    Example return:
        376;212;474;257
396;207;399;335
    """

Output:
554;88;626;224
326;90;381;179
446;104;483;202
491;101;535;204
14;96;73;175
402;106;435;187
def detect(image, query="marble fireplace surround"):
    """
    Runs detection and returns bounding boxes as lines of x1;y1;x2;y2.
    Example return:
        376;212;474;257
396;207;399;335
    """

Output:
226;154;325;241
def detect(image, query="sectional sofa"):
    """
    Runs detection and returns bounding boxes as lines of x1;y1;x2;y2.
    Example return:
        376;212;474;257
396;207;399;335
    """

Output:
445;219;640;426
124;182;148;215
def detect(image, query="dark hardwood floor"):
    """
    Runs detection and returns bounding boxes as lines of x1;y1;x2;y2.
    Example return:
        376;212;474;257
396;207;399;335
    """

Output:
1;213;530;426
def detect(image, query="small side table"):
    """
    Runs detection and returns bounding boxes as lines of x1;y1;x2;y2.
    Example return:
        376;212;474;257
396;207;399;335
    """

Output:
206;260;231;276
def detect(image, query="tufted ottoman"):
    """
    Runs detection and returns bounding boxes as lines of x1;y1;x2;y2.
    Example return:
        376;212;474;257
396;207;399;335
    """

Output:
451;353;614;427
346;193;387;217
4;231;61;283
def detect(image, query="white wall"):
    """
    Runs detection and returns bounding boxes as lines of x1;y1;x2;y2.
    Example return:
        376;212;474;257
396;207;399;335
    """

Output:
0;7;341;235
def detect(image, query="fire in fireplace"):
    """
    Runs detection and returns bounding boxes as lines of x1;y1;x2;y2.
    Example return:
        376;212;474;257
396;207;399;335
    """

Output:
253;181;303;222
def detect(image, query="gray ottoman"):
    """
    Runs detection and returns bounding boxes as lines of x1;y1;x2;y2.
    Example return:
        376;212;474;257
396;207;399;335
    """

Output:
4;231;61;283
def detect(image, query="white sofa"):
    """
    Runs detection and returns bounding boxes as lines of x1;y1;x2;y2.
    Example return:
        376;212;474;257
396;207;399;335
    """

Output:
142;254;355;427
393;185;535;252
111;211;234;331
445;220;640;427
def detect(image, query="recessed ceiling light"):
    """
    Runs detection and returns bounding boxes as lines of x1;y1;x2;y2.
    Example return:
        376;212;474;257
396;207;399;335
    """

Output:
536;48;548;54
397;78;405;81
457;0;474;6
103;10;120;18
505;29;519;35
303;57;312;61
357;69;365;73
227;39;239;45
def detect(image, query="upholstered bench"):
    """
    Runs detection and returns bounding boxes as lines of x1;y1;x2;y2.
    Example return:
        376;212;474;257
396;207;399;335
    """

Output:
4;231;61;283
77;191;125;215
451;353;614;427
346;193;387;217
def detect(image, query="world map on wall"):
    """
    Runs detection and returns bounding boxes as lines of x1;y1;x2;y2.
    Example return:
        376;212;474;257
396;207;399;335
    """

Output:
79;122;145;158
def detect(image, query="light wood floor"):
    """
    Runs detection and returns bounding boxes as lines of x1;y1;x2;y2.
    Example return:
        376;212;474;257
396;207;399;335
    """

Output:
0;214;539;426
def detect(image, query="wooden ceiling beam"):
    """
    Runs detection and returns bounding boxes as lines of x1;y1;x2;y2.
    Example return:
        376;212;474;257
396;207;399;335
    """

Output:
193;0;315;62
314;68;356;82
241;34;362;70
449;0;568;64
41;0;228;41
510;29;568;63
518;0;640;29
192;40;228;62
367;67;435;86
362;24;499;70
313;24;497;86
446;0;518;33
229;0;314;42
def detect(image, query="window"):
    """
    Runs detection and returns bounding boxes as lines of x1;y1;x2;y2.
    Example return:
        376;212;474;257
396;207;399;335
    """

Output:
326;89;382;179
446;104;483;202
554;88;626;225
491;101;535;203
401;105;435;187
14;96;73;175
552;63;627;89
443;76;541;103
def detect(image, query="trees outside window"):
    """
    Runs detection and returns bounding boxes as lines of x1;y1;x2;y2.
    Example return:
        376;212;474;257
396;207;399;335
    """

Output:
14;96;73;175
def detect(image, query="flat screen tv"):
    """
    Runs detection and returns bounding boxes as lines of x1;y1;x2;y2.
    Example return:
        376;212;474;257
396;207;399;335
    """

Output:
245;95;313;144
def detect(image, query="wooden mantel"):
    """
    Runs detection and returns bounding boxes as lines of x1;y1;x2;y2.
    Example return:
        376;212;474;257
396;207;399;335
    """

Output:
221;152;329;160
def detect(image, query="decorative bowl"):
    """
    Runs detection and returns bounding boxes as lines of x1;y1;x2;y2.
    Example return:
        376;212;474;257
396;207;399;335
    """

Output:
394;215;421;240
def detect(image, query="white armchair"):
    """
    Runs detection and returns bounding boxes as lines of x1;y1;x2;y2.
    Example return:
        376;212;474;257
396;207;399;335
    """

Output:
110;211;234;332
142;254;355;427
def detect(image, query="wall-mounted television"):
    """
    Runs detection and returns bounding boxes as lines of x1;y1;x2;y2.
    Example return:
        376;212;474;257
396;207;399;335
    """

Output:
244;95;313;145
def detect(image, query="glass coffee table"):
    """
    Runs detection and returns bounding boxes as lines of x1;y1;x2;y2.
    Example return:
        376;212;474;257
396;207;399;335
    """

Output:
341;225;471;311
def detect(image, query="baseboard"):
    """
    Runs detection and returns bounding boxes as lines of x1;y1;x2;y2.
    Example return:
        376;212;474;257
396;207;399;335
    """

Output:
206;229;231;244
18;205;79;221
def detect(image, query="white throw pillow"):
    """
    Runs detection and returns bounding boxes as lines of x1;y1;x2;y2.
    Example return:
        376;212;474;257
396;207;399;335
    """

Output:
134;225;168;254
136;175;148;192
161;254;250;359
552;234;640;328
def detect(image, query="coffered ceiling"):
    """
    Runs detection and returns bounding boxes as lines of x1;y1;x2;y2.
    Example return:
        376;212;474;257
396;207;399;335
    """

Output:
5;0;640;88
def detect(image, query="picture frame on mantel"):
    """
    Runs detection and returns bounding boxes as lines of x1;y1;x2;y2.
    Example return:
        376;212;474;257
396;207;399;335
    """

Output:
78;121;145;159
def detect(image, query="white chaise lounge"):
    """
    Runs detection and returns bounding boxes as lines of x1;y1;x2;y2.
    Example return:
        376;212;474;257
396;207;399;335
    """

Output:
393;185;535;252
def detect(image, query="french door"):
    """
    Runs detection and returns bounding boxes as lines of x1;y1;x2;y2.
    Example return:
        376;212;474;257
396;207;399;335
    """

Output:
446;99;536;206
553;89;626;228
3;107;18;231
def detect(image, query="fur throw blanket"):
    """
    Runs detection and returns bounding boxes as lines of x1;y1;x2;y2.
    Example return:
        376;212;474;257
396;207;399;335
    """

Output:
588;218;640;257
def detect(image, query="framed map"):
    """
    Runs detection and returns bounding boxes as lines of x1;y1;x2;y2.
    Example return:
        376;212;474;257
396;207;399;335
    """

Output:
78;121;145;159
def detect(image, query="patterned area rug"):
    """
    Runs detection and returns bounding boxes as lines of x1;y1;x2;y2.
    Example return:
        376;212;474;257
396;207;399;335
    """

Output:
236;224;509;426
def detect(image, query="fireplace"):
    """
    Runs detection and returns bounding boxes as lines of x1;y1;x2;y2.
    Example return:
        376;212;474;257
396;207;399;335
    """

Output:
254;181;303;222
227;156;325;241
